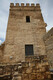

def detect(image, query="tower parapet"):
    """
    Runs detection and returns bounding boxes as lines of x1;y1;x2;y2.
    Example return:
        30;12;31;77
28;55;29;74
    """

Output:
10;3;41;11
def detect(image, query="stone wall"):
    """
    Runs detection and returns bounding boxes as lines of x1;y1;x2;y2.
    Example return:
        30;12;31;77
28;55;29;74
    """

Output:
0;43;5;62
43;28;53;69
0;55;51;80
0;47;2;62
0;3;52;80
2;3;46;63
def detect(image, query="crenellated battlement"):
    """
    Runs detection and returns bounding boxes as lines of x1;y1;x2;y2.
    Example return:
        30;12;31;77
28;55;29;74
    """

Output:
10;3;41;11
10;3;40;7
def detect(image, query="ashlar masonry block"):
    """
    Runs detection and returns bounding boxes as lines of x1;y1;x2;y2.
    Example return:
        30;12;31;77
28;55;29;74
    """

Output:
2;3;47;63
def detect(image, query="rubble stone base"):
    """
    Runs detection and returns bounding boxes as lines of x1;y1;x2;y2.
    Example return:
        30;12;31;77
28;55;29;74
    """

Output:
0;55;51;80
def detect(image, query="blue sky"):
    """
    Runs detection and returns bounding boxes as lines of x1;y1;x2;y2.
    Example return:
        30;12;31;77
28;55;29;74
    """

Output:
0;0;53;41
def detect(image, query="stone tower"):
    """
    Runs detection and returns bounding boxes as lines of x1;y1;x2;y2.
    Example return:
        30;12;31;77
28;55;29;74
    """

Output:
0;3;47;63
0;3;51;80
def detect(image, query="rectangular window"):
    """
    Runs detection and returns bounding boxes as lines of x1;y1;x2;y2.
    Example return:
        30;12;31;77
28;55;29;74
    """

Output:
25;45;34;56
26;16;30;22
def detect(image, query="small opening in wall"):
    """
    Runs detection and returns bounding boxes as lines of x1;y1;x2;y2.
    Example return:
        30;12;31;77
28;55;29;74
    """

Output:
25;45;34;56
26;16;30;22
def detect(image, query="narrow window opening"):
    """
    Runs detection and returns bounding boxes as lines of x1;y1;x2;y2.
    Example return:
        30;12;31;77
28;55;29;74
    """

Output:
25;45;34;56
26;16;30;22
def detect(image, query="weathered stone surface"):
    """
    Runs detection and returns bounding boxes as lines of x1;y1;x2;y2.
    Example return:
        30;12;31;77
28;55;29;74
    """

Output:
43;28;53;41
0;49;2;62
0;55;51;80
0;43;5;62
44;28;53;69
0;3;52;80
44;36;53;46
0;3;46;63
